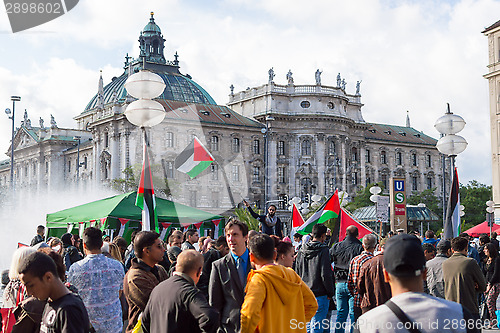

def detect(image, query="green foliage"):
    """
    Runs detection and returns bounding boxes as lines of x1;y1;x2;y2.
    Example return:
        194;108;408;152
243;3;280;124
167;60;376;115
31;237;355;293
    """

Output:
111;164;180;198
459;180;492;226
345;182;384;212
234;206;260;231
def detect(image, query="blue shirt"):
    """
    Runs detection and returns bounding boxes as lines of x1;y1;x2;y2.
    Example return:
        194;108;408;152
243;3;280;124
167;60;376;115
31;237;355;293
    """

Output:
231;248;249;273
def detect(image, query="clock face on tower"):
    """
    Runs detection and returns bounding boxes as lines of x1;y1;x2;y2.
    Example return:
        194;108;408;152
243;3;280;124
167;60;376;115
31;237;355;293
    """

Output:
328;102;335;109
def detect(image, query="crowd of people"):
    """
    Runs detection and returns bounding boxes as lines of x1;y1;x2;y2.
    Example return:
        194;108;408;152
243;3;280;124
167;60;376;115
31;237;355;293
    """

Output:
1;205;500;332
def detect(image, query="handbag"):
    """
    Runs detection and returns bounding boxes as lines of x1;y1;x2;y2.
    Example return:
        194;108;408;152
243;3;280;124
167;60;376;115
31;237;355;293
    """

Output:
1;285;24;333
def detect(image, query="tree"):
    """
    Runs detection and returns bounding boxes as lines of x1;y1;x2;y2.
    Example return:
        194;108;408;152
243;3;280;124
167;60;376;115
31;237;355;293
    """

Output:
407;188;442;232
459;180;492;227
345;182;384;212
234;206;260;231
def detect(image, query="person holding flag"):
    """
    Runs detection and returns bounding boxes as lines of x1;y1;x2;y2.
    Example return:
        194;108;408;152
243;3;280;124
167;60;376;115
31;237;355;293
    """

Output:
243;200;283;238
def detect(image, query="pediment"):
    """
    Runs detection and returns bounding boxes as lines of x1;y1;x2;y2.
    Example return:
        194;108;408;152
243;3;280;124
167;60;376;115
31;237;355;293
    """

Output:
12;127;39;151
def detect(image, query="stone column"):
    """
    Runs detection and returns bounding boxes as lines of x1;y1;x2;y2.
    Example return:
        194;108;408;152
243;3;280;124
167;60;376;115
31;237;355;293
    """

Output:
93;131;101;182
340;136;347;191
315;133;326;195
360;142;366;187
288;135;297;197
268;132;277;201
110;129;120;180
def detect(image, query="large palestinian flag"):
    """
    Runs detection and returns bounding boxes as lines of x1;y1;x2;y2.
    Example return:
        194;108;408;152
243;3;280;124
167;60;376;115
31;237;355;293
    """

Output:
175;136;214;179
136;144;159;232
296;190;341;235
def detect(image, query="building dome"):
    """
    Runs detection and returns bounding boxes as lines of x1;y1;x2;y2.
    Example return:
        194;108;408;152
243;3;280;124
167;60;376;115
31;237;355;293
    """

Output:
142;12;161;37
83;71;217;113
82;13;217;114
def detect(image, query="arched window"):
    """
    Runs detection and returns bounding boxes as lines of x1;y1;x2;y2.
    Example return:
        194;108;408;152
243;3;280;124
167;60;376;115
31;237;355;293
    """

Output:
233;138;240;153
328;141;336;155
396;152;402;165
211;136;219;151
301;140;312;156
381;151;387;164
411;153;418;166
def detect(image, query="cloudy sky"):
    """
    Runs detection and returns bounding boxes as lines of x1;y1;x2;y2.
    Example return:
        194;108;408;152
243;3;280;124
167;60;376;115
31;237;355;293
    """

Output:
0;0;499;185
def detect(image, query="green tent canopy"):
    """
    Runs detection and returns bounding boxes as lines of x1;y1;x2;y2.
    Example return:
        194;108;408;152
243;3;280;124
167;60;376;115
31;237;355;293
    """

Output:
46;192;224;241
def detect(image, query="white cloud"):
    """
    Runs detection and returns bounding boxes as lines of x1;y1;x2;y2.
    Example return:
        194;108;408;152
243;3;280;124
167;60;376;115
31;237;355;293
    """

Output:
0;0;499;187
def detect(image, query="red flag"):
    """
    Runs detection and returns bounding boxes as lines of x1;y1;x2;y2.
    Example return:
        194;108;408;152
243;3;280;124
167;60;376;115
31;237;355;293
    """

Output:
339;208;374;241
18;243;28;248
292;204;305;228
136;144;158;232
194;221;204;229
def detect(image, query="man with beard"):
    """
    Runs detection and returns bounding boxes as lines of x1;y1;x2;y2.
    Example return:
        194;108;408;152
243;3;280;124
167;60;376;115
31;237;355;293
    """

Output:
243;200;283;238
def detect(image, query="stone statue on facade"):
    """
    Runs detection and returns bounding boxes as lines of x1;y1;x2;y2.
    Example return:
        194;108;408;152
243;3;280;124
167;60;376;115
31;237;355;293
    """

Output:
50;114;57;128
286;69;294;85
337;73;341;88
268;67;275;83
341;79;346;91
230;84;234;95
315;69;322;85
355;80;362;95
39;117;44;129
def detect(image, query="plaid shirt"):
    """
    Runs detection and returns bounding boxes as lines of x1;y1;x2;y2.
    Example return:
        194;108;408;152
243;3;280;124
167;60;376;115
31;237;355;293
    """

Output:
347;251;374;307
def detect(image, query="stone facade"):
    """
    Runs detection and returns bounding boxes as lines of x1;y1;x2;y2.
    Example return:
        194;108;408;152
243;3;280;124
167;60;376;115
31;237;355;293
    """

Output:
484;19;500;221
1;14;447;220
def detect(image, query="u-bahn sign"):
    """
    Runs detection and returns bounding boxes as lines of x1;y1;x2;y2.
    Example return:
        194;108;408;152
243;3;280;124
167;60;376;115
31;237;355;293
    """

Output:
390;177;407;232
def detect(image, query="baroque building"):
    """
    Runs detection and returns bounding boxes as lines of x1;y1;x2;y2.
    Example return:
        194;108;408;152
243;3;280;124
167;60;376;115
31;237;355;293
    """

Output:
1;13;447;220
484;19;500;222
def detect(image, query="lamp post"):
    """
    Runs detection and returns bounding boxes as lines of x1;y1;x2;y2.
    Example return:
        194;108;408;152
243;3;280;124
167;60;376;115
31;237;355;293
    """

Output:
417;203;427;235
434;103;467;228
370;185;382;234
124;68;166;231
487;200;495;236
5;96;21;189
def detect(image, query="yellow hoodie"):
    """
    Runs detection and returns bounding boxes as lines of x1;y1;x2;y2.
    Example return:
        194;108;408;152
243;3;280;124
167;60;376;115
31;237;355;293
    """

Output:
240;264;318;333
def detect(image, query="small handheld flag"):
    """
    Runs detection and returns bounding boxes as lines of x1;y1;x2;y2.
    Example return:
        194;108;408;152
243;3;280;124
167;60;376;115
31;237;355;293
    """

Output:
175;136;214;179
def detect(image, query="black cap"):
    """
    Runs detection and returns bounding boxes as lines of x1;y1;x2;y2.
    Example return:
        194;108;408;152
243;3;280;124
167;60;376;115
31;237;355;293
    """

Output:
384;234;426;277
436;239;451;252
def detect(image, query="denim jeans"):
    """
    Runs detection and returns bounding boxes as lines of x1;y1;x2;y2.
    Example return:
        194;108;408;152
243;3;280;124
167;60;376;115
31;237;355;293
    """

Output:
334;282;354;333
308;295;329;333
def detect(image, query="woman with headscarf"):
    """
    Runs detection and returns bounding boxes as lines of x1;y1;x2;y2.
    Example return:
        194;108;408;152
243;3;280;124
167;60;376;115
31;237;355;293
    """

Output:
61;233;82;271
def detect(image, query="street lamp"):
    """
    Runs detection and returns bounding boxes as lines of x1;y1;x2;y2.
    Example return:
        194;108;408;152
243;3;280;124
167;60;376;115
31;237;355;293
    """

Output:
487;200;495;235
435;103;467;228
5;96;21;189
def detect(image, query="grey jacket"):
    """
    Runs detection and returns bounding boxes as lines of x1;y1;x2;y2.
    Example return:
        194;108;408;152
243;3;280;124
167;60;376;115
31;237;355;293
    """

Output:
208;253;251;333
426;253;448;299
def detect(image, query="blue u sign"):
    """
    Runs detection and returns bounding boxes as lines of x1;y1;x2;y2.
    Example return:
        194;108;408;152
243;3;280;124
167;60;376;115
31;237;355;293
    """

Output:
394;180;404;192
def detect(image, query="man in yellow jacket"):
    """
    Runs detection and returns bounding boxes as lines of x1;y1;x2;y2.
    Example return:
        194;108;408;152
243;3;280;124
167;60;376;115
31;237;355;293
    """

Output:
241;233;318;333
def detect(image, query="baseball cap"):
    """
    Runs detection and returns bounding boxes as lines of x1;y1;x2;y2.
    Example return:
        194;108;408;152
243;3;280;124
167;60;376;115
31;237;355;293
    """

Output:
436;239;451;252
383;234;426;277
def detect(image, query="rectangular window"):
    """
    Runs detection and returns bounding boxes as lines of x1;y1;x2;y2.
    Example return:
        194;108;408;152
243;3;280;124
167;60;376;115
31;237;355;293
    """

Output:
253;139;260;155
381;152;387;164
252;166;260;182
381;175;388;189
232;165;240;182
166;132;174;148
68;161;71;173
328;141;335;155
412;176;418;191
165;161;174;179
211;164;218;180
278;166;286;183
233;138;240;153
396;152;402;165
211;136;219;151
427;177;432;190
365;149;370;163
411;153;417;166
190;191;197;207
426;154;431;168
278;194;287;210
278;141;285;156
212;192;219;208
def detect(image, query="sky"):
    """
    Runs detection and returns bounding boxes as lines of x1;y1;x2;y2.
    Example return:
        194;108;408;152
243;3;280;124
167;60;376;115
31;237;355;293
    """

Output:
0;0;499;186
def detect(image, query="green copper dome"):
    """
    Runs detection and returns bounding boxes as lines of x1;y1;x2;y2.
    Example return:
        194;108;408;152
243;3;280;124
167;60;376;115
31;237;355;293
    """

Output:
142;12;161;37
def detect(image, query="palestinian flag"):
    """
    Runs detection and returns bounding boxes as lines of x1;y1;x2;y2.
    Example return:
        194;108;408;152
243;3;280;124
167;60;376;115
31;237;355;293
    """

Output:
290;203;306;238
296;190;340;235
175;136;214;179
136;144;159;232
338;208;374;241
443;167;460;240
